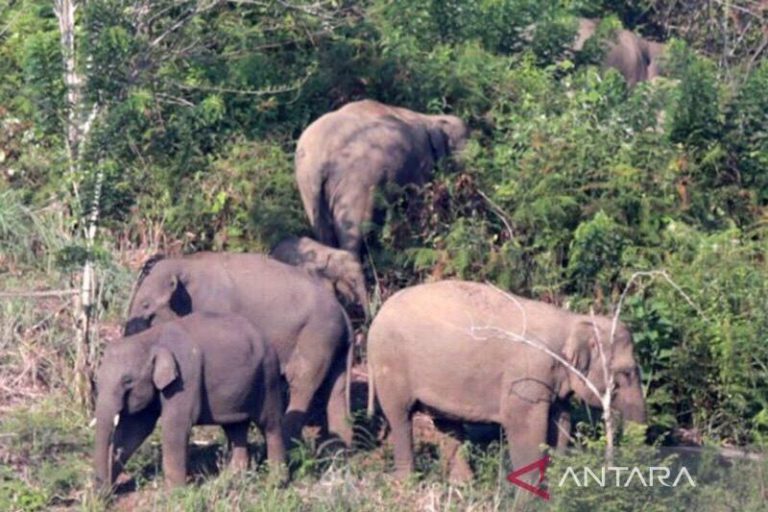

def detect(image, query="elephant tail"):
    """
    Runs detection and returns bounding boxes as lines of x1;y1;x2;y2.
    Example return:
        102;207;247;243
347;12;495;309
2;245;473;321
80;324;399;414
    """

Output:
366;354;375;418
341;308;354;419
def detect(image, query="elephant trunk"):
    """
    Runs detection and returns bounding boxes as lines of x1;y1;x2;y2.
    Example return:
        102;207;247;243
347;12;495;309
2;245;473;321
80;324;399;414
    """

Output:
93;406;119;492
621;401;647;424
617;382;647;424
355;281;370;323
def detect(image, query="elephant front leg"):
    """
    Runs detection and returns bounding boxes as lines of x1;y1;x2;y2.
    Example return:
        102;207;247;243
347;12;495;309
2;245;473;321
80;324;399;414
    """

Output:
160;417;191;488
111;408;160;483
502;401;550;505
222;422;250;472
547;398;572;451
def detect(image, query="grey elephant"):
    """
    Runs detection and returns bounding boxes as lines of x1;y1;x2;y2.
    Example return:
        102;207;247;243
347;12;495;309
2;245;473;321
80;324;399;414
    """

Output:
124;252;354;448
94;313;285;492
295;99;469;255
367;280;646;482
573;18;666;86
270;236;369;320
643;40;666;80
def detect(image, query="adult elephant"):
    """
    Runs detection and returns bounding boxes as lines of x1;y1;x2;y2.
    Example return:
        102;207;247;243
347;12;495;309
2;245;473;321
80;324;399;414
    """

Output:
574;18;666;86
295;100;469;255
123;252;354;448
367;280;646;482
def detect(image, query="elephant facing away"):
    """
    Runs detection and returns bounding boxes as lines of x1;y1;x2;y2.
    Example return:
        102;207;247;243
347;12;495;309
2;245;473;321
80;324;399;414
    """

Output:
574;18;666;86
295;100;469;255
367;280;646;482
94;313;285;492
123;252;354;448
270;236;369;320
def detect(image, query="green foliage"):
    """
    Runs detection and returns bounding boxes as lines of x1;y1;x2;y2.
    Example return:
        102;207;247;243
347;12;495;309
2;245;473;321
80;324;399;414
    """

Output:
567;210;626;295
0;399;92;511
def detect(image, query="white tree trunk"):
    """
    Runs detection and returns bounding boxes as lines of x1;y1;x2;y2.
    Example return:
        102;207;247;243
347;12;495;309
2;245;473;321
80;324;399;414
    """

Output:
54;0;81;200
54;0;100;411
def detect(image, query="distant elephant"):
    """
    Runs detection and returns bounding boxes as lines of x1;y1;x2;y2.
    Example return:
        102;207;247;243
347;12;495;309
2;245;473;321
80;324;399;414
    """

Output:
367;280;646;481
295;99;469;255
124;252;354;448
94;313;285;491
270;236;369;320
643;40;666;80
573;18;666;86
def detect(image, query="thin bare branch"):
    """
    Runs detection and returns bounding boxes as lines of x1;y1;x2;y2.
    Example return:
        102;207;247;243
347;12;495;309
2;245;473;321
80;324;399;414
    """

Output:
0;289;79;298
477;189;515;241
468;323;605;404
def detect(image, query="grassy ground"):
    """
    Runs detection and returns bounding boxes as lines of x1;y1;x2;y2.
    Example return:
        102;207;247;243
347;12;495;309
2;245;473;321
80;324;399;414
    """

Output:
1;388;767;511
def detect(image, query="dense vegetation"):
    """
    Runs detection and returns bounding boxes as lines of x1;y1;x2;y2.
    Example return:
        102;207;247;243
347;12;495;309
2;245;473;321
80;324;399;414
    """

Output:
1;0;767;510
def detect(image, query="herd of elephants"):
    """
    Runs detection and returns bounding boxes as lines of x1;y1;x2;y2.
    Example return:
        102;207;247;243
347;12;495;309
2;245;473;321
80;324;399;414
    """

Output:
92;20;662;495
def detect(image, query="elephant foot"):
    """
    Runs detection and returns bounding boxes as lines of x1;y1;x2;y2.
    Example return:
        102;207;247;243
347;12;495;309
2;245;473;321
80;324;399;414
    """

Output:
266;462;290;488
393;464;415;483
447;459;473;485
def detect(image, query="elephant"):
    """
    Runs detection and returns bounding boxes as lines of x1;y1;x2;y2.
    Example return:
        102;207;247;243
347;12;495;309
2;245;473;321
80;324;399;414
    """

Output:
295;99;469;255
643;40;666;80
123;252;354;449
366;280;646;483
573;18;666;86
93;312;285;492
270;236;369;320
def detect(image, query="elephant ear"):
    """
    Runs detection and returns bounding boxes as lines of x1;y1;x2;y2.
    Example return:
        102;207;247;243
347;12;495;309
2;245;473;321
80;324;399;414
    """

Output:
564;321;600;374
151;346;178;390
426;125;449;161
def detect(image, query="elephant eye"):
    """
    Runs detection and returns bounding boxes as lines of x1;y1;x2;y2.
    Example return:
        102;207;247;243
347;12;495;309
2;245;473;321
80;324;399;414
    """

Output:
141;301;150;310
121;375;134;387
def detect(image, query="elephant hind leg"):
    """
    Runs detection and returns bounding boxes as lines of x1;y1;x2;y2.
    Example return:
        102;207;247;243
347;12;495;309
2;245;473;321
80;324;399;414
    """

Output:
282;340;333;449
375;377;415;478
314;193;338;248
433;419;473;484
324;358;353;448
332;185;375;256
222;422;250;472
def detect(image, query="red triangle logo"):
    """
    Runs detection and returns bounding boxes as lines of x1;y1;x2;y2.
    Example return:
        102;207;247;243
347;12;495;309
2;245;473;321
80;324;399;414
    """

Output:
506;456;550;500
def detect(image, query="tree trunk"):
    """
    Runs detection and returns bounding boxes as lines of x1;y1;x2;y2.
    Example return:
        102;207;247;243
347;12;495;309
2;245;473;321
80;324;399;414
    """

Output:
54;0;100;411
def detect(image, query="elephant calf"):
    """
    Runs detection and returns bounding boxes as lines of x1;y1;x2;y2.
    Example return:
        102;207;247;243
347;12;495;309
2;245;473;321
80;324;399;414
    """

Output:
367;280;646;482
94;313;285;492
270;236;369;319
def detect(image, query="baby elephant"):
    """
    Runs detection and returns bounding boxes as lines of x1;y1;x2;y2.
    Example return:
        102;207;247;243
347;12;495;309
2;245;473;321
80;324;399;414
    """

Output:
93;313;285;492
270;236;369;319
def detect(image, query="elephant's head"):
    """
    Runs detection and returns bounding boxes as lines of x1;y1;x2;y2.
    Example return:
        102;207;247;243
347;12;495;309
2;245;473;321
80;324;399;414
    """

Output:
563;318;646;424
124;257;191;336
271;237;370;321
425;115;469;161
93;335;178;491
